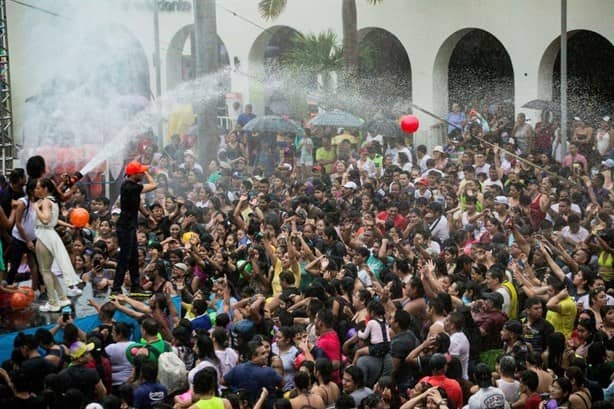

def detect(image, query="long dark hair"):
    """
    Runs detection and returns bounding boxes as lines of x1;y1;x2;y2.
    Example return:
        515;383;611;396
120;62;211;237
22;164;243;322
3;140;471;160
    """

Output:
195;331;220;367
38;177;61;203
22;178;37;220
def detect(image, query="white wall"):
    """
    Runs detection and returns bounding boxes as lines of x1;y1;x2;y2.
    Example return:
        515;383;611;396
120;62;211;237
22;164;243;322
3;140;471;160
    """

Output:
7;0;613;146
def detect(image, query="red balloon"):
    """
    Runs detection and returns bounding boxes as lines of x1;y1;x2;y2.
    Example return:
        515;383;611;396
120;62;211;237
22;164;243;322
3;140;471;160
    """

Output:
70;208;89;228
10;292;30;310
400;115;420;134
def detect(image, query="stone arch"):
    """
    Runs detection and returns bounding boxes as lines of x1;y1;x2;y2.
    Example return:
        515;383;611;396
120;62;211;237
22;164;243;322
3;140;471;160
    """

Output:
166;24;231;90
538;30;613;122
433;28;514;118
248;25;301;115
357;27;412;116
83;24;151;98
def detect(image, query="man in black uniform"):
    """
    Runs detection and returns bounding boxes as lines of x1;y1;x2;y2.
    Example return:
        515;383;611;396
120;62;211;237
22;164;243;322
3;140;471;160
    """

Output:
111;161;157;295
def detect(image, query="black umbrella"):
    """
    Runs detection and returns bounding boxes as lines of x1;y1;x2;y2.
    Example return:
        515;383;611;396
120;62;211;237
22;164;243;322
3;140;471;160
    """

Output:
242;115;300;134
310;110;364;128
365;118;401;137
522;99;558;110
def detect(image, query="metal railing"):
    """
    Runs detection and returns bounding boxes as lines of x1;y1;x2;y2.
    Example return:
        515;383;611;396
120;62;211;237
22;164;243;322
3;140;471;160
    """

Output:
217;116;234;131
0;0;13;174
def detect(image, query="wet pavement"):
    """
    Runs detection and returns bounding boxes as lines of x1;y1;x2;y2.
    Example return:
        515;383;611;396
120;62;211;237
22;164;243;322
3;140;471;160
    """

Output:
0;282;108;334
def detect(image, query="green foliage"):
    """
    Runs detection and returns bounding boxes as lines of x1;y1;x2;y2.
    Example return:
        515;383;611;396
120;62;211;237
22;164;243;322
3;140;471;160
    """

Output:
281;30;343;75
258;0;288;20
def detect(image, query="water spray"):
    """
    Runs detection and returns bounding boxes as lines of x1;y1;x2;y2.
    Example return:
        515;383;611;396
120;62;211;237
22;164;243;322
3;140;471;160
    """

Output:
407;101;581;187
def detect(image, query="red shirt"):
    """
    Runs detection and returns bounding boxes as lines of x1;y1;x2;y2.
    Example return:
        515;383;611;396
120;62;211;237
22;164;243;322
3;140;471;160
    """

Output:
376;211;407;232
525;393;541;409
419;374;463;409
316;330;341;384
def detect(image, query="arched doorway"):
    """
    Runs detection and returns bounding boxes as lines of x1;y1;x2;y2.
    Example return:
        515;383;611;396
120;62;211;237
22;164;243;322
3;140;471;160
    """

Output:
539;30;613;124
248;26;301;116
166;24;231;92
22;25;151;149
434;29;514;120
356;27;412;118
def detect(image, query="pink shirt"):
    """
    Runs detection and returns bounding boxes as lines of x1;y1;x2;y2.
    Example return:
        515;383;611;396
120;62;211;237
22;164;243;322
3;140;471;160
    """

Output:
562;153;587;169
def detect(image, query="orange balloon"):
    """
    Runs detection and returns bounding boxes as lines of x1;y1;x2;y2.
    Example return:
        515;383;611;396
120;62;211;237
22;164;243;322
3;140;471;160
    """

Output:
21;287;35;303
70;208;89;228
10;292;30;310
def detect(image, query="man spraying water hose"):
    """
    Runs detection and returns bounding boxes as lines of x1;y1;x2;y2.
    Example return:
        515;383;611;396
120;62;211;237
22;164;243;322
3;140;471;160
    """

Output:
110;161;157;295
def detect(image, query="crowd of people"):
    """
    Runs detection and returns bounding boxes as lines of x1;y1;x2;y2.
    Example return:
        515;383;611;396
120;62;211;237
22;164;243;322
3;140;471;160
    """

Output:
0;101;612;409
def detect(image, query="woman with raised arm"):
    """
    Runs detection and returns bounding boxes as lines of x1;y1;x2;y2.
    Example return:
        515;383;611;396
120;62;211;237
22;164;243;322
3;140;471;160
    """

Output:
33;178;78;312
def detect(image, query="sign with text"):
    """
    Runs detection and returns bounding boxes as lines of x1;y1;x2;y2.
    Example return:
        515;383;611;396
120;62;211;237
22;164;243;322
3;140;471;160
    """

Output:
119;0;192;12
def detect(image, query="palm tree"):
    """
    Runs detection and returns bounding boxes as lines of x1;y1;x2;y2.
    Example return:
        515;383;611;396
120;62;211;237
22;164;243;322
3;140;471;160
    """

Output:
193;0;220;164
258;0;383;72
281;30;343;91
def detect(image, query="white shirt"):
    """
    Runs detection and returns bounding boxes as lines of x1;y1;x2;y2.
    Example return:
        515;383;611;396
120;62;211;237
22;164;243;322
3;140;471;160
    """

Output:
576;293;614;308
474;163;491;175
449;331;470;380
105;341;133;385
215;347;239;376
357;267;373;287
430;215;450;242
484;178;504;191
561;226;590;244
467;386;511;409
419;154;432;173
356;158;377;178
545;203;582;223
596;130;610;156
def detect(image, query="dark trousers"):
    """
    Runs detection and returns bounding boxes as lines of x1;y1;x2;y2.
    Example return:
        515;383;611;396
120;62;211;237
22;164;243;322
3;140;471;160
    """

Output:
112;226;139;291
6;238;31;284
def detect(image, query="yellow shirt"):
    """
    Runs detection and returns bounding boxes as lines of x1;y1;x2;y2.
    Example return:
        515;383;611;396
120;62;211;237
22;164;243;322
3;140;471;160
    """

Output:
271;259;301;297
546;296;577;339
315;147;336;173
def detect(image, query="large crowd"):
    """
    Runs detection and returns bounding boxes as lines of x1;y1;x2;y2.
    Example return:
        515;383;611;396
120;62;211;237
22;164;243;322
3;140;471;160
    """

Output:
0;102;612;409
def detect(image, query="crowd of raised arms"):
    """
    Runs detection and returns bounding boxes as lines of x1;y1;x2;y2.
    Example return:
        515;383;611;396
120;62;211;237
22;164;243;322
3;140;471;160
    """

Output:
0;102;613;409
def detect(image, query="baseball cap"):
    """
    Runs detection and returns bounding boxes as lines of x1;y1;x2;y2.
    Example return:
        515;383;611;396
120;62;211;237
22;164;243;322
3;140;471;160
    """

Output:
494;196;509;207
343;181;358;190
415;178;429;186
433;145;444;153
125;161;149;176
184;149;196;157
503;319;523;335
69;341;95;360
602;159;614;169
174;262;188;273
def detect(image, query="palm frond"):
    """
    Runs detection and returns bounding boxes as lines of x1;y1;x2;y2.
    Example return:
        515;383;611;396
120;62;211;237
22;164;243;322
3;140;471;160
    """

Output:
281;30;343;73
258;0;288;20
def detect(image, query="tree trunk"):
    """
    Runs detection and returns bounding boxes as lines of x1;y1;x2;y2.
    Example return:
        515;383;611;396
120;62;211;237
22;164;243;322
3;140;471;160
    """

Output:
342;0;358;76
193;0;220;167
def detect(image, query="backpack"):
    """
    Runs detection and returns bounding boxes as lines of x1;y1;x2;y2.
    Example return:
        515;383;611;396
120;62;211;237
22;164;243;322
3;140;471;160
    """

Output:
157;350;188;395
127;340;188;394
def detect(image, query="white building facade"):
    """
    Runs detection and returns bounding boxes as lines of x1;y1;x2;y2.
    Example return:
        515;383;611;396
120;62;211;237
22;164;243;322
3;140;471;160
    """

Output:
7;0;613;145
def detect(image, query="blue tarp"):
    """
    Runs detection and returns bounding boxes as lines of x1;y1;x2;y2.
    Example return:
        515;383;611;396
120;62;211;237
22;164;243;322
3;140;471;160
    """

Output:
0;296;181;364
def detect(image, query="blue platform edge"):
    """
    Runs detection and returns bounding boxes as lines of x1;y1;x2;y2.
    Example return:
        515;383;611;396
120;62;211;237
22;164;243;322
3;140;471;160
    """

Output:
0;295;181;364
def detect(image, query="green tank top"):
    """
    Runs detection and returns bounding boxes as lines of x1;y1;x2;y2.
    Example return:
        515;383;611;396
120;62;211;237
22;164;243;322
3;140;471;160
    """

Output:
196;397;224;409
